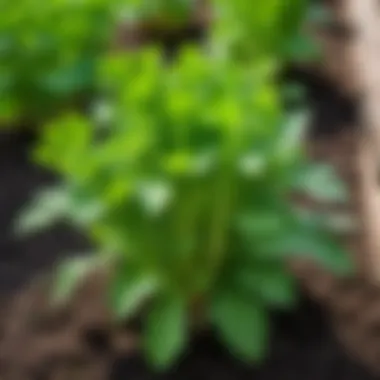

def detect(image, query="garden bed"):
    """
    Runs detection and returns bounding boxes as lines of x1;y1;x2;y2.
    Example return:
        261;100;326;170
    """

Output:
1;0;378;377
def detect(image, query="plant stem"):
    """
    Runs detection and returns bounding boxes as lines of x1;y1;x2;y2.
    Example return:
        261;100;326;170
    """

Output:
207;166;234;286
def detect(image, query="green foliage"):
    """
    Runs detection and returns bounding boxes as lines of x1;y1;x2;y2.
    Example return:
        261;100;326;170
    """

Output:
0;0;322;125
119;0;196;24
144;296;188;369
210;0;317;60
14;0;352;371
0;0;119;125
18;45;353;369
211;290;269;362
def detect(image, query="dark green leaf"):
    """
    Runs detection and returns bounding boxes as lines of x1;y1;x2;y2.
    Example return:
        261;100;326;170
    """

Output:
278;0;308;40
283;33;321;61
234;266;298;308
236;211;284;237
211;291;269;362
256;228;353;275
275;110;309;162
144;296;188;370
282;83;306;106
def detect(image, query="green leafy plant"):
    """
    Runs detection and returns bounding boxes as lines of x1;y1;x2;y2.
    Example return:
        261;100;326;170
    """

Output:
13;0;353;371
0;0;120;126
17;45;352;369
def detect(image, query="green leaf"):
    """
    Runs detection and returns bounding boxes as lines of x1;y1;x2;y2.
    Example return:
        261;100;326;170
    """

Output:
52;255;98;305
67;188;106;226
281;83;306;106
293;163;349;202
234;266;298;308
257;228;353;275
109;268;160;320
275;111;309;162
307;3;334;25
14;186;71;236
92;99;115;126
238;153;267;177
236;211;284;237
211;291;269;362
44;58;95;95
138;180;174;217
35;114;93;175
283;33;321;61
278;0;308;35
144;296;188;370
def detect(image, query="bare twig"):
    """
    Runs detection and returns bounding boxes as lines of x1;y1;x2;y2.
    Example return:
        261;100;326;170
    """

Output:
344;0;380;281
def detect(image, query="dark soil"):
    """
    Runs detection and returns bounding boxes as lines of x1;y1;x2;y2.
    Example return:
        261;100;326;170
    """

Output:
0;130;90;296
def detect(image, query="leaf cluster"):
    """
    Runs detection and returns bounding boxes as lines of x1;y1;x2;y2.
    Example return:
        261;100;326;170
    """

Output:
0;0;118;125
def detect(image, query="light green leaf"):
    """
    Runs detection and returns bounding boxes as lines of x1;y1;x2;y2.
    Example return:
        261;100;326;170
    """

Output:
275;111;309;162
294;163;349;202
67;195;106;226
52;255;99;305
211;291;269;362
138;180;174;217
238;153;267;177
15;186;71;236
92;99;115;126
144;296;188;370
109;269;160;320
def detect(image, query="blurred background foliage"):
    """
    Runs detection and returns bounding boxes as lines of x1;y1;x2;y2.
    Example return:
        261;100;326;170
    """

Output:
0;0;122;125
0;0;320;126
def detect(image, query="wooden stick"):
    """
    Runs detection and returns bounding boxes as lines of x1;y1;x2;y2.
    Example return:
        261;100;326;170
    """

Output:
345;0;380;281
